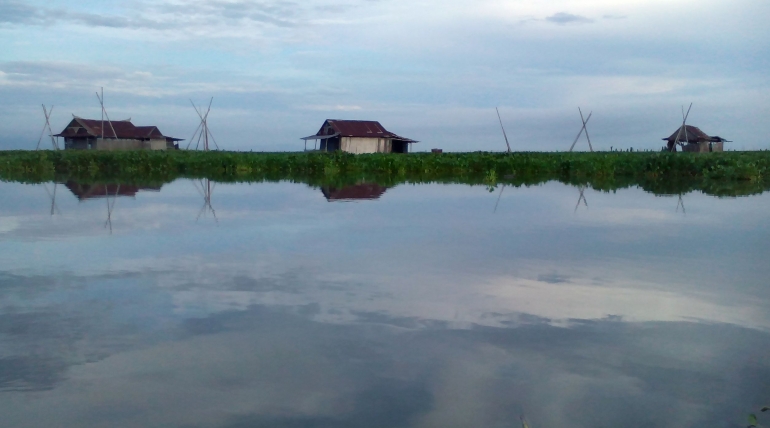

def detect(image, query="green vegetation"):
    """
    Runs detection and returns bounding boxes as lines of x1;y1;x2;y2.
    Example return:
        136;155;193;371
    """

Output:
1;150;769;196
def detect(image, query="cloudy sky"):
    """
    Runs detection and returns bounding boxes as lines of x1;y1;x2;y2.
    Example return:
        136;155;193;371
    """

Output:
1;0;768;151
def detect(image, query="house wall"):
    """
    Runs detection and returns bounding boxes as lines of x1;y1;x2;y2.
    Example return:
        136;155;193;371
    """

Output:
65;138;169;150
683;141;724;153
340;137;392;154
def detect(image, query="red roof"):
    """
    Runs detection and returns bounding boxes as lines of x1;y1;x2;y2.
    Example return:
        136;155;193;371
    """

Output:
314;120;417;142
55;117;180;141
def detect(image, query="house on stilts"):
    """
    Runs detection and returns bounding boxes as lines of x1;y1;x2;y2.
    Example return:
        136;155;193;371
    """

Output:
663;125;729;152
56;117;182;150
301;120;417;153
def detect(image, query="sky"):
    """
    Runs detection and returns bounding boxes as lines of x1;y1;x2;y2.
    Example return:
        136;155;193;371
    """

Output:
1;0;768;152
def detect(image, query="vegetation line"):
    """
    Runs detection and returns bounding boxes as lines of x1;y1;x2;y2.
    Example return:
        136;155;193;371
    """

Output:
1;150;768;197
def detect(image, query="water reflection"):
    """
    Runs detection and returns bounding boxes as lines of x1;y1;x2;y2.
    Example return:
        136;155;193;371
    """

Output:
0;180;768;428
677;193;686;214
193;179;218;222
574;185;588;212
320;183;388;201
62;181;164;233
41;183;60;216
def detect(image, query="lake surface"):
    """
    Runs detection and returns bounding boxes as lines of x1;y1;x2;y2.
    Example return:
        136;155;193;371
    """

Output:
0;180;768;428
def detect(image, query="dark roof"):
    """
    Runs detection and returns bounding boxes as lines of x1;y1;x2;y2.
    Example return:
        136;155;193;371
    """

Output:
663;125;727;143
55;117;182;141
64;181;162;201
308;120;417;143
321;184;388;201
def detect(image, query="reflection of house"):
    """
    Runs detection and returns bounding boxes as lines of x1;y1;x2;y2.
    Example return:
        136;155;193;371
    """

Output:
321;184;388;201
302;120;417;154
663;125;728;152
56;117;182;150
64;181;162;200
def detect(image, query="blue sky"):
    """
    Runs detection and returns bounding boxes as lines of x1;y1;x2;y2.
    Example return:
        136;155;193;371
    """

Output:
1;0;768;151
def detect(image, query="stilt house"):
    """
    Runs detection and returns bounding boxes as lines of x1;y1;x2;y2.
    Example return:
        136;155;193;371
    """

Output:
663;125;729;152
302;120;417;154
56;117;182;150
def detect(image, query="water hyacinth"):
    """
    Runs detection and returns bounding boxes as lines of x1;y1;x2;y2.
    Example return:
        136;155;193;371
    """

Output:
1;150;769;197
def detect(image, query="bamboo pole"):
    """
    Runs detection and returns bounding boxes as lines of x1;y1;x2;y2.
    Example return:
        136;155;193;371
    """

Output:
495;107;511;153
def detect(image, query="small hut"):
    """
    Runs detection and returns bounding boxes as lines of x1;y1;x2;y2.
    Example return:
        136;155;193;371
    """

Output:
301;120;417;154
56;117;182;150
663;125;729;152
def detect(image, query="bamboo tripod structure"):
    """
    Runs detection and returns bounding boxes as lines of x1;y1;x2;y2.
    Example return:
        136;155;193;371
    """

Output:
670;103;692;152
96;87;117;140
188;98;219;151
569;107;593;152
36;105;59;150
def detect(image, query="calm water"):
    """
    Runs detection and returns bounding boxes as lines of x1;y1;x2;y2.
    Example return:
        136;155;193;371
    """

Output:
0;180;768;428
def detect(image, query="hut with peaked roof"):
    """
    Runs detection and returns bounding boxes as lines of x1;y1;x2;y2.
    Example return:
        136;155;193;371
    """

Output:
56;117;182;150
663;125;729;152
301;120;417;154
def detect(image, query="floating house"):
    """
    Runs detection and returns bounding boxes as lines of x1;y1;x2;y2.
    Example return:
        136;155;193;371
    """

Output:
301;120;417;154
663;125;729;152
56;117;182;150
320;183;388;201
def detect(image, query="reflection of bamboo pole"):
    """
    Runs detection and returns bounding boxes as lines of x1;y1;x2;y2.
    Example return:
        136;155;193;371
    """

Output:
676;194;686;214
43;183;61;215
574;185;588;212
493;184;506;213
104;184;119;234
495;107;511;153
193;179;218;223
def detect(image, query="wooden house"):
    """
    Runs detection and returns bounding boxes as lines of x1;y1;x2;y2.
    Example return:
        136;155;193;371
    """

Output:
301;120;417;153
663;125;729;152
56;117;182;150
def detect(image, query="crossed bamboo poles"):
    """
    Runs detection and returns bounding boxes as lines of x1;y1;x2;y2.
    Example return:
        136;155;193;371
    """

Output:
569;107;593;152
36;105;59;150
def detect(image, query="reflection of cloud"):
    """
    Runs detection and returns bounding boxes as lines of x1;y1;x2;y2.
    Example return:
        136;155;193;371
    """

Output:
0;217;19;234
1;300;767;428
537;272;570;284
545;12;594;25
